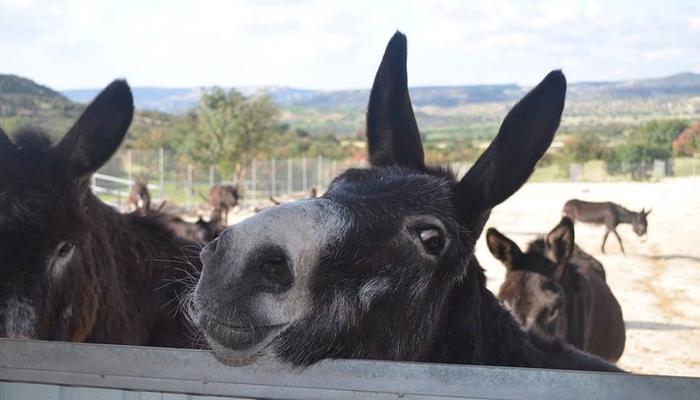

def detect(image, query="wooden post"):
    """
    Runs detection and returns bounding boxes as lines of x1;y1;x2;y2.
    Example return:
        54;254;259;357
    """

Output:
302;157;308;191
127;149;133;182
187;165;193;207
271;158;277;197
158;147;164;199
287;158;293;194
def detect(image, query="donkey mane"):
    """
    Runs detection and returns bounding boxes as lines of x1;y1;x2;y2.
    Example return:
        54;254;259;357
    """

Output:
12;129;53;152
0;131;55;174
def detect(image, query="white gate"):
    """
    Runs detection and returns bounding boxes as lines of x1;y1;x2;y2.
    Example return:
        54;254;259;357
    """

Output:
0;339;698;400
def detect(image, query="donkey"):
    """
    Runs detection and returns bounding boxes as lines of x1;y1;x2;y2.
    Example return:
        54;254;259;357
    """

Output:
192;33;620;372
129;180;223;245
0;81;198;347
165;212;225;245
563;199;651;254
127;178;151;214
486;217;626;362
209;184;240;224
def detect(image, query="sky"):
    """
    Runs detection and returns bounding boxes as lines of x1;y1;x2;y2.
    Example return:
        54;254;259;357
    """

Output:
1;0;699;90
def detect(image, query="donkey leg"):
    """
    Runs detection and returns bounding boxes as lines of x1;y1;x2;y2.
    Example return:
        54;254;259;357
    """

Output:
612;229;625;255
601;230;610;254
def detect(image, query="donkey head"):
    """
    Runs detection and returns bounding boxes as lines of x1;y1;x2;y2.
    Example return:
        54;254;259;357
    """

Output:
0;81;133;340
633;208;651;237
194;32;566;366
487;217;575;342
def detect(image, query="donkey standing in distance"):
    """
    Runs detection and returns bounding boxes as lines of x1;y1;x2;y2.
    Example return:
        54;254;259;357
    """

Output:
487;217;626;362
209;184;240;224
128;180;224;244
192;33;620;372
127;178;152;215
0;81;199;347
563;199;651;254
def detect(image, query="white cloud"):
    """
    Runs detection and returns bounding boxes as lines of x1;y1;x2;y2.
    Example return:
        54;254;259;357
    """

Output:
0;0;698;90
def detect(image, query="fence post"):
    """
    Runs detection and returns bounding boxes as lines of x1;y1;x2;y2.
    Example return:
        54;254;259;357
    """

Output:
302;157;308;191
127;149;133;182
271;158;277;197
693;154;697;192
251;159;257;201
209;165;215;188
158;147;164;199
332;160;337;181
317;155;323;188
187;165;193;207
287;159;293;194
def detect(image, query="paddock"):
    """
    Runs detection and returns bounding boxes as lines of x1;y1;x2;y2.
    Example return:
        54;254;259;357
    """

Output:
478;177;700;376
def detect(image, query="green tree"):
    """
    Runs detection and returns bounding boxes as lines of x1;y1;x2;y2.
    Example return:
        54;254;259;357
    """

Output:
630;119;688;158
175;88;280;181
604;119;689;179
672;121;700;156
561;133;605;163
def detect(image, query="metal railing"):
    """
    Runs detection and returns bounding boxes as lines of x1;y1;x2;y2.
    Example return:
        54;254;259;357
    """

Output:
0;339;698;400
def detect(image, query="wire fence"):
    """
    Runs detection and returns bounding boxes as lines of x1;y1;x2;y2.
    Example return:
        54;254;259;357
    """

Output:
94;149;699;210
96;148;369;209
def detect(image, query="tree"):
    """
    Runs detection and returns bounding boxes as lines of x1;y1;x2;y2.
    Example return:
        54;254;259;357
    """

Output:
604;119;689;179
630;119;688;158
672;121;700;156
175;88;280;182
560;133;605;163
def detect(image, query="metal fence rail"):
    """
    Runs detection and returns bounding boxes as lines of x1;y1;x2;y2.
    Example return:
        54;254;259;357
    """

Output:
0;339;699;400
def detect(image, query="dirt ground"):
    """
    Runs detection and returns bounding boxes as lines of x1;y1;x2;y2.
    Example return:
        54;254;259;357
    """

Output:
477;177;700;377
230;177;700;377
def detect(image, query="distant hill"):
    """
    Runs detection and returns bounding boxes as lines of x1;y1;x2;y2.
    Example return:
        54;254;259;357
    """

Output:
0;74;70;99
0;74;80;134
62;86;322;114
0;74;173;142
61;72;700;113
63;87;204;115
567;72;700;99
2;71;699;142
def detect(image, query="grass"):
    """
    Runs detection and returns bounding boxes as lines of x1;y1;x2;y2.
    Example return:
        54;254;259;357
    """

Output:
672;157;698;177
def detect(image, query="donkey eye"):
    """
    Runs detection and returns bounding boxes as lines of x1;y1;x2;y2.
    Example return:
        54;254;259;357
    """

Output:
57;242;76;257
419;228;444;255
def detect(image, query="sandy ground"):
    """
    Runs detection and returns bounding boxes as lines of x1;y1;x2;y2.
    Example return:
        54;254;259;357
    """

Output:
477;177;700;377
229;177;700;377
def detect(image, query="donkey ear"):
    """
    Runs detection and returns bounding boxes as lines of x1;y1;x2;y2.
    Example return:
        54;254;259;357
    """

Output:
486;228;521;269
456;71;566;218
56;80;134;178
366;31;425;171
643;208;652;216
545;217;575;263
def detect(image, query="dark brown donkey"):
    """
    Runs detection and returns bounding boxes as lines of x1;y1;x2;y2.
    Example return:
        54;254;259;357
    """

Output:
192;33;620;372
127;177;152;214
563;199;651;254
487;217;626;362
209;184;240;224
0;81;198;347
129;181;223;245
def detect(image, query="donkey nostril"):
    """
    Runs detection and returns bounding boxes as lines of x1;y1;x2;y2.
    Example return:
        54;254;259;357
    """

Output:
258;258;293;289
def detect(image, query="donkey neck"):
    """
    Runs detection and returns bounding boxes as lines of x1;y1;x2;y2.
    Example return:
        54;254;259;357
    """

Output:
430;256;620;372
78;191;188;345
614;204;637;224
429;256;533;367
